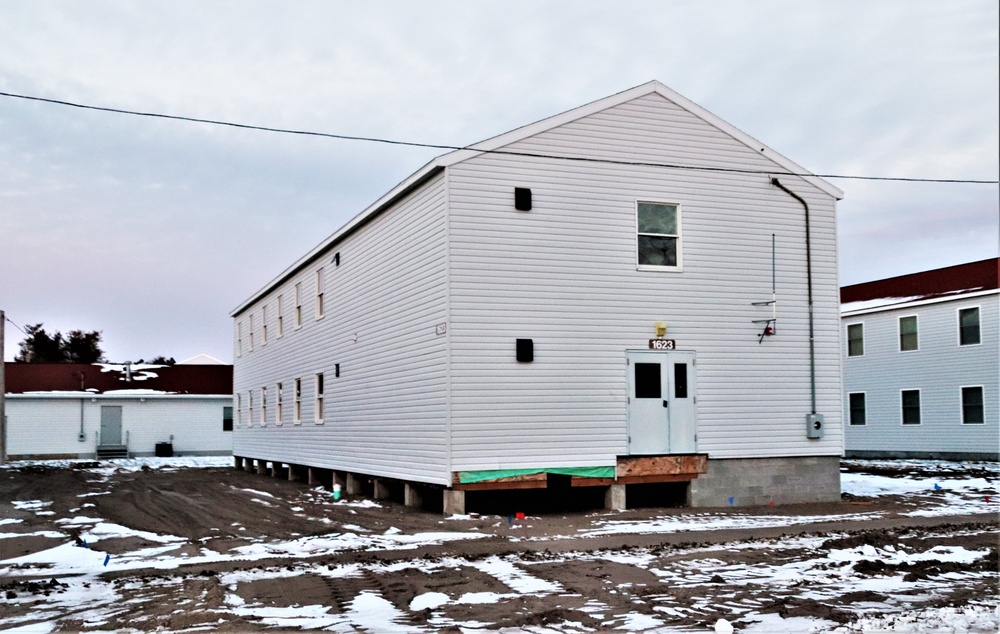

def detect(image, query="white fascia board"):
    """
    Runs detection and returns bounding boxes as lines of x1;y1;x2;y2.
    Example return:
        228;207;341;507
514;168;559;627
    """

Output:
231;162;445;316
436;80;844;200
841;288;998;317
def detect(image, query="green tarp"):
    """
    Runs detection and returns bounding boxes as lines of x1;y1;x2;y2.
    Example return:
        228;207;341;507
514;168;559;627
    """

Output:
458;466;615;484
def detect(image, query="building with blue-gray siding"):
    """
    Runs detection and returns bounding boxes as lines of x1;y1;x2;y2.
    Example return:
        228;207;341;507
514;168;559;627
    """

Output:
231;81;846;512
842;259;998;460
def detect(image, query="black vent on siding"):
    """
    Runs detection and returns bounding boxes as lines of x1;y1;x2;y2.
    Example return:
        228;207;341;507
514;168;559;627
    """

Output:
335;363;340;377
514;187;532;211
333;253;340;266
516;338;534;362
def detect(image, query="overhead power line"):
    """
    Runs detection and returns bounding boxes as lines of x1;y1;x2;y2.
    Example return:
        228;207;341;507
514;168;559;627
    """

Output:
1;90;997;185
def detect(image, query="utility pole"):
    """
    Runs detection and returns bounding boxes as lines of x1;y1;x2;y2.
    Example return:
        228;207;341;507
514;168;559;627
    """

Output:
1;309;6;464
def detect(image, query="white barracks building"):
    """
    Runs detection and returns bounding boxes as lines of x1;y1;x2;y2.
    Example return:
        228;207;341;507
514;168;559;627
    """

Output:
231;81;845;513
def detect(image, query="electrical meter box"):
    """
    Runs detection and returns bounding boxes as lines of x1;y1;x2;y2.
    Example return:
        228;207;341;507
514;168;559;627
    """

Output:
806;413;825;439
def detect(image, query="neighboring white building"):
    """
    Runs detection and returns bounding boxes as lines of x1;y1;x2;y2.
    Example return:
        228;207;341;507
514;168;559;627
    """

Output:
841;258;999;460
231;81;845;512
4;362;234;459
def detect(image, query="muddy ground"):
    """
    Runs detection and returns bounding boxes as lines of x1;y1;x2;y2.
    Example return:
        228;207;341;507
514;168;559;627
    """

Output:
1;460;997;632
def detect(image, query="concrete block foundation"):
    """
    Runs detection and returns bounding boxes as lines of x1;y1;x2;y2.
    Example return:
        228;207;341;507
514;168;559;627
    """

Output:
687;456;841;507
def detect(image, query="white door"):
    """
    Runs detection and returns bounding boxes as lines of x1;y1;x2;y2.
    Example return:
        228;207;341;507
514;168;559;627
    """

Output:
100;406;123;446
627;350;697;455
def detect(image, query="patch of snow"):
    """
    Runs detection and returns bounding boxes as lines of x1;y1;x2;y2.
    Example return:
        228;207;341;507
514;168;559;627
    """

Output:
470;556;563;594
11;500;52;511
409;591;450;611
346;591;422;633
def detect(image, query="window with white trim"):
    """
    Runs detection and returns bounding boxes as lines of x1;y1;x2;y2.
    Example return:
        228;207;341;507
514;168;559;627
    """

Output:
959;307;981;346
276;382;283;425
961;386;984;424
899;315;918;351
236;321;243;357
260;386;267;426
637;201;680;268
223;406;233;432
901;389;920;425
248;390;254;428
277;295;284;337
236;393;242;427
315;373;325;424
847;323;864;357
294;283;302;328
294;378;302;424
262;305;268;345
849;392;866;426
316;267;325;319
248;314;254;351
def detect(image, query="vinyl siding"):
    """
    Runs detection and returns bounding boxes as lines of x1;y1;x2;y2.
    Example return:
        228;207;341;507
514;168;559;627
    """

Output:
232;171;450;484
843;292;999;455
447;93;843;470
5;396;233;458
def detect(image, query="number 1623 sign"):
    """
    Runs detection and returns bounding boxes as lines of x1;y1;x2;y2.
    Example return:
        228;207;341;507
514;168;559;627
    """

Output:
648;339;676;350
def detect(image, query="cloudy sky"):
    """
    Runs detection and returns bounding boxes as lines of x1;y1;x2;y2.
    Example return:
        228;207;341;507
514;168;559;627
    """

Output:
1;1;997;363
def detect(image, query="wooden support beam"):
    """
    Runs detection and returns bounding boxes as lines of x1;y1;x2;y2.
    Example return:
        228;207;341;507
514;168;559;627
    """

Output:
616;454;707;478
451;472;547;491
571;473;699;487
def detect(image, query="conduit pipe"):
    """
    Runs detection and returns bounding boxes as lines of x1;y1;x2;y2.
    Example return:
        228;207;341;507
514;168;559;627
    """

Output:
770;178;817;415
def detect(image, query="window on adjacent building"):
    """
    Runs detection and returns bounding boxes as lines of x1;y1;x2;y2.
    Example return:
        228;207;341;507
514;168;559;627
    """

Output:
901;390;921;425
260;386;267;426
223;406;233;432
847;323;864;357
294;378;302;424
899;316;918;351
275;382;283;426
962;386;984;425
959;307;981;346
315;373;325;423
316;267;325;319
277;295;284;337
637;201;680;268
849;392;866;426
294;283;302;328
262;305;268;345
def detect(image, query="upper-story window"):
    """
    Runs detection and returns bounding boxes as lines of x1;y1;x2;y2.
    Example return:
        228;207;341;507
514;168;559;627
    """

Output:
294;283;303;328
236;321;243;357
899;316;918;352
637;201;680;269
248;314;254;351
261;305;268;345
959;307;981;346
277;295;284;337
847;323;864;357
316;268;326;319
235;393;242;427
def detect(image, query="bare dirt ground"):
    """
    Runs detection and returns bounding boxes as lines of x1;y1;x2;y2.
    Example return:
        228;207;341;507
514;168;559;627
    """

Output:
1;460;997;632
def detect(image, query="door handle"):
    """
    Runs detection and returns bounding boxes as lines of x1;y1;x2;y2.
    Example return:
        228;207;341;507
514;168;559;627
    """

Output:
662;400;668;408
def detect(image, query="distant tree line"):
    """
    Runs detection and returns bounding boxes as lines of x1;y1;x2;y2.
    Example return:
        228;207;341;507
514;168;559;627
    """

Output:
13;323;174;365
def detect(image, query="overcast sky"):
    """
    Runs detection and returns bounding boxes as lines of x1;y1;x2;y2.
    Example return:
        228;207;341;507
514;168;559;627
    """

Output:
1;1;997;363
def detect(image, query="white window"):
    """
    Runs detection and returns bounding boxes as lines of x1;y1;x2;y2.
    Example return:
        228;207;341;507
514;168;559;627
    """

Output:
961;386;984;424
848;392;866;426
847;323;864;357
248;314;254;351
262;305;268;345
637;201;681;269
236;393;242;426
294;283;302;328
899;315;918;352
236;321;243;357
959;307;981;346
316;267;325;319
901;389;920;425
277;295;284;337
248;390;254;428
276;382;283;426
260;386;267;426
294;378;302;424
315;373;325;424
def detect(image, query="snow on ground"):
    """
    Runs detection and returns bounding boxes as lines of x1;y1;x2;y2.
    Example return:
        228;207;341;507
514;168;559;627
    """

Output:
1;457;996;632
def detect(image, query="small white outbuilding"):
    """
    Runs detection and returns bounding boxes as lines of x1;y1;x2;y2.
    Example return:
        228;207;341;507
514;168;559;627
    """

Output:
231;81;845;512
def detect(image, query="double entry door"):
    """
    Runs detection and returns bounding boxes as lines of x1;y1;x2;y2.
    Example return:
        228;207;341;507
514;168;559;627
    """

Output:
627;350;697;455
